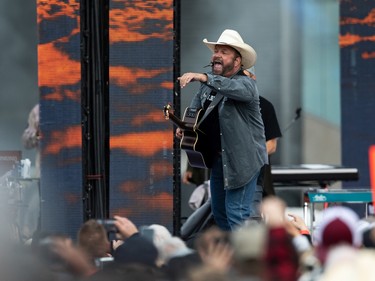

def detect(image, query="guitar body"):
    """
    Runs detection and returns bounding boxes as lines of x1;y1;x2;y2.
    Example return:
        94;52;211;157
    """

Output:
163;105;214;169
180;107;213;169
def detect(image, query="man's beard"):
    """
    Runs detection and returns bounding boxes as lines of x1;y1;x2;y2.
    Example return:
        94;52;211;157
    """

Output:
212;60;235;77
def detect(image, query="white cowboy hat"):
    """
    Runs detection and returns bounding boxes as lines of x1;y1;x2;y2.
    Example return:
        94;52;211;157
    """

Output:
203;29;257;69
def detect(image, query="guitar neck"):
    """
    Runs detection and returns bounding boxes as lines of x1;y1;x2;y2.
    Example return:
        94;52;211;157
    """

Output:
164;104;196;130
168;114;192;130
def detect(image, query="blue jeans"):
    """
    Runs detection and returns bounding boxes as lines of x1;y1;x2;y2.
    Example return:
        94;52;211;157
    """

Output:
210;155;263;231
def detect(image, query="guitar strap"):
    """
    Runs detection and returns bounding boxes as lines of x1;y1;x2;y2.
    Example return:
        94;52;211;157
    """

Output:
196;69;242;127
197;92;223;127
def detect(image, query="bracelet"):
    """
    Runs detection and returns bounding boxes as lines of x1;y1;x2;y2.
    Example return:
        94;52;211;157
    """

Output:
300;229;310;235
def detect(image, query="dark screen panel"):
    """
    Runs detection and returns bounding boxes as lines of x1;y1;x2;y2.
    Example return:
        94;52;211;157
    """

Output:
340;1;375;214
109;0;175;230
38;0;83;237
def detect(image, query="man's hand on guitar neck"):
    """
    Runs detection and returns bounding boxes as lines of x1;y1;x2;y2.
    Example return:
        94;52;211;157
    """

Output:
176;127;183;139
177;72;208;88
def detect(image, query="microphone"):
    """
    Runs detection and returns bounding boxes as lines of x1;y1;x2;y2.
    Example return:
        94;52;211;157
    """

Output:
283;107;302;134
203;62;213;68
295;107;302;119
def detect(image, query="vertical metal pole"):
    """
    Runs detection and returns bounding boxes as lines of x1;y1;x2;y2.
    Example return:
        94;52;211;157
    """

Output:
80;0;109;221
173;0;182;236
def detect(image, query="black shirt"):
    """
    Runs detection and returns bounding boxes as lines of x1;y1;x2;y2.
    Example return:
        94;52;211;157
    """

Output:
200;91;221;155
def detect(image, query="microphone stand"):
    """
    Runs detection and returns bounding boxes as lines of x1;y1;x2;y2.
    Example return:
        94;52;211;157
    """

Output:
282;108;302;134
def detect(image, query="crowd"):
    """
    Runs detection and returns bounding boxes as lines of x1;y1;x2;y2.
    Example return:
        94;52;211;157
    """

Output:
2;196;375;281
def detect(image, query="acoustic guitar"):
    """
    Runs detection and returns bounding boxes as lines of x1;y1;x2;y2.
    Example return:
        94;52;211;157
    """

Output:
163;104;214;169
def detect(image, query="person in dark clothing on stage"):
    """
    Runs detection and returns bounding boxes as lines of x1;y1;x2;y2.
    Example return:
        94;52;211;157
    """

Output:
243;69;282;197
259;95;282;196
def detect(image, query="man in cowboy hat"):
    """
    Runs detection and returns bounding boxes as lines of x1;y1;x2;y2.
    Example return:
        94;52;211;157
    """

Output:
176;29;268;231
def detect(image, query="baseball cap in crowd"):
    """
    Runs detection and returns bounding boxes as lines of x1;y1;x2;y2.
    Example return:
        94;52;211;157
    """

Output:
113;234;158;267
230;221;267;261
313;206;362;263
